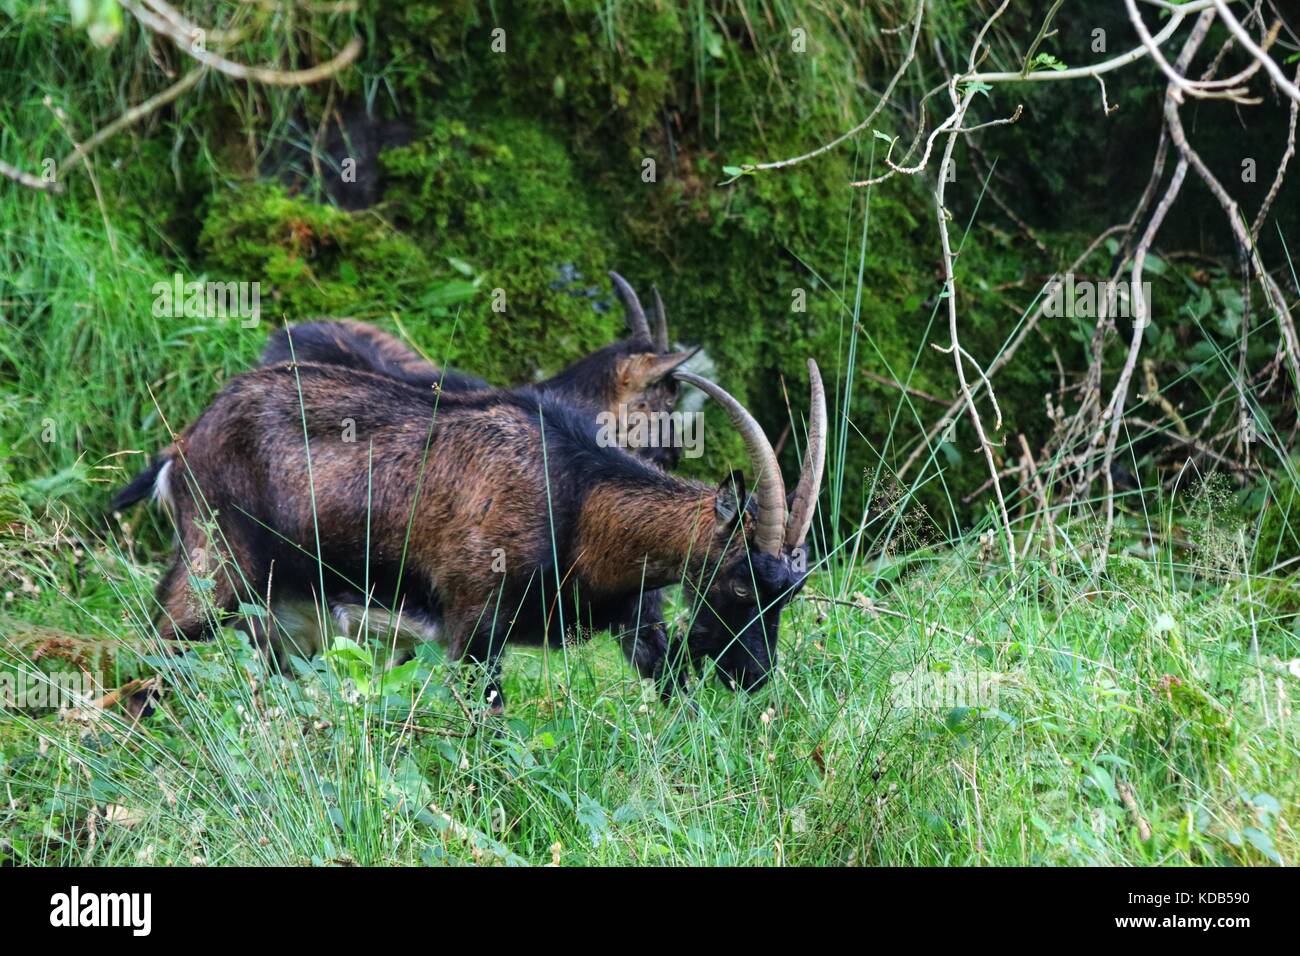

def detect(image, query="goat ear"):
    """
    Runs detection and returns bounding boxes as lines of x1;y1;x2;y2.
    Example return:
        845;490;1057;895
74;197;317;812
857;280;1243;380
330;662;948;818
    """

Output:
643;347;699;383
714;469;747;527
616;355;645;392
619;347;699;391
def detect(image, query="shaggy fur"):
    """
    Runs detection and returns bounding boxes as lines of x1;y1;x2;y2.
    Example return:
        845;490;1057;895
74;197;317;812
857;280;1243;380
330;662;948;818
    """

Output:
137;364;808;706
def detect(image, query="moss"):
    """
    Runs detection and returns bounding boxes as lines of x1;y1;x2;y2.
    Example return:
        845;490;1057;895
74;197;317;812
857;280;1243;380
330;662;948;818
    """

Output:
5;0;1284;558
381;116;636;384
196;185;492;366
148;1;1070;514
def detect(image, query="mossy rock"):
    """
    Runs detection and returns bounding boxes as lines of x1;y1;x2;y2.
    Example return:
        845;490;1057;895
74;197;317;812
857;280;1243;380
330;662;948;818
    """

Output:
381;116;630;384
196;185;490;366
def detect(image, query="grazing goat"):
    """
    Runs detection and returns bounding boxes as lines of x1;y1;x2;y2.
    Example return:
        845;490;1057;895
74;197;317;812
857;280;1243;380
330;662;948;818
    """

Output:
256;274;695;667
113;276;699;678
127;358;826;709
261;275;694;668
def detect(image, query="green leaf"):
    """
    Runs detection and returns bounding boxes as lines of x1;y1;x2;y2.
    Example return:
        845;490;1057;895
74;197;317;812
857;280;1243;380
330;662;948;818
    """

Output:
326;636;372;667
445;256;475;277
1089;763;1119;803
703;25;724;60
87;0;122;48
718;164;756;186
1242;827;1282;863
576;793;609;846
378;659;421;695
69;0;92;28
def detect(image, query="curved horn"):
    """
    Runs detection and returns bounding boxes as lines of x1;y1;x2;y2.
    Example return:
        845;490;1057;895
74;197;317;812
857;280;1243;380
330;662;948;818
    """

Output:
651;285;670;352
674;371;786;555
609;271;651;342
785;359;828;550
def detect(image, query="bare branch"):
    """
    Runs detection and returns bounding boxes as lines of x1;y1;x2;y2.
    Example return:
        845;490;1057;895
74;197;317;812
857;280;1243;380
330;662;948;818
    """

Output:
0;159;61;193
1251;63;1300;242
120;0;362;86
933;76;1017;569
57;68;207;178
1214;0;1300;102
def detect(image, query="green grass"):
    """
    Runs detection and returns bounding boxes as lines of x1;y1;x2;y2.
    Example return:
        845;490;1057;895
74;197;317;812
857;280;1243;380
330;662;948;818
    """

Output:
2;0;1297;868
2;498;1297;865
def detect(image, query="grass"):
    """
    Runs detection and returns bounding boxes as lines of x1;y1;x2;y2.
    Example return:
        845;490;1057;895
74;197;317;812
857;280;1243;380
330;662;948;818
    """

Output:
2;153;1297;871
1;0;1297;868
3;164;1297;866
1;493;1296;866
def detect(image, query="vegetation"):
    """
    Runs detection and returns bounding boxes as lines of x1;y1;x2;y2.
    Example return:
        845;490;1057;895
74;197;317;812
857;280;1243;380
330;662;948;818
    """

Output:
1;0;1296;866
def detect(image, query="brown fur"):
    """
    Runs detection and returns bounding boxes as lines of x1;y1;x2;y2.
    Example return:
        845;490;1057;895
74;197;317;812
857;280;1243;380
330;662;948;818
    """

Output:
148;364;738;667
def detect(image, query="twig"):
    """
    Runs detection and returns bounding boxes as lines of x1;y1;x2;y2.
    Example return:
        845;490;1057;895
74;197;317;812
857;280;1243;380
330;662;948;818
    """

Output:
120;0;362;86
56;68;208;179
861;368;948;407
933;0;1017;574
747;0;925;173
1250;63;1300;243
1018;433;1058;575
0;159;60;193
899;225;1124;481
1213;0;1300;103
1124;0;1256;103
1162;27;1300;390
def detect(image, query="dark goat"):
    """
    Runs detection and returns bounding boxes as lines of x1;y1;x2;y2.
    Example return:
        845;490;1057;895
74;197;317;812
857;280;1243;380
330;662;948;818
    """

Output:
259;318;490;392
113;276;692;513
253;274;693;669
257;273;696;469
133;359;826;709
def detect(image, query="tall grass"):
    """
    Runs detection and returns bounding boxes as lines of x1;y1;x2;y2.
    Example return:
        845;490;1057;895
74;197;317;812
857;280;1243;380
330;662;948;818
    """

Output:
3;170;1297;867
1;1;1296;868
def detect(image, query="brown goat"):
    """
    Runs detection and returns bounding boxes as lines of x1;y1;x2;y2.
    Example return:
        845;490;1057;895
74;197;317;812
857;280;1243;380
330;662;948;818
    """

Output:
257;273;697;469
135;358;826;709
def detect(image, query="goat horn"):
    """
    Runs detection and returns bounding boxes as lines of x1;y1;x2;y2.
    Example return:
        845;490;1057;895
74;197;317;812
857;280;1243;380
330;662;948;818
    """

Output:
609;271;651;342
674;371;786;555
785;359;828;550
651;285;670;352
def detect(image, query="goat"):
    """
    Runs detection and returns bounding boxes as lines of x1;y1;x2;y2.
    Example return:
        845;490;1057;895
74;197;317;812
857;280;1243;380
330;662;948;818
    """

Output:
113;275;695;515
112;276;700;677
256;275;695;667
130;358;826;710
258;318;490;393
257;273;696;469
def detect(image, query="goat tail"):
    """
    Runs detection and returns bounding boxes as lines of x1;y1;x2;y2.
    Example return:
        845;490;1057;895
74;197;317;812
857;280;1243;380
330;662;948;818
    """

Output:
109;444;177;513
